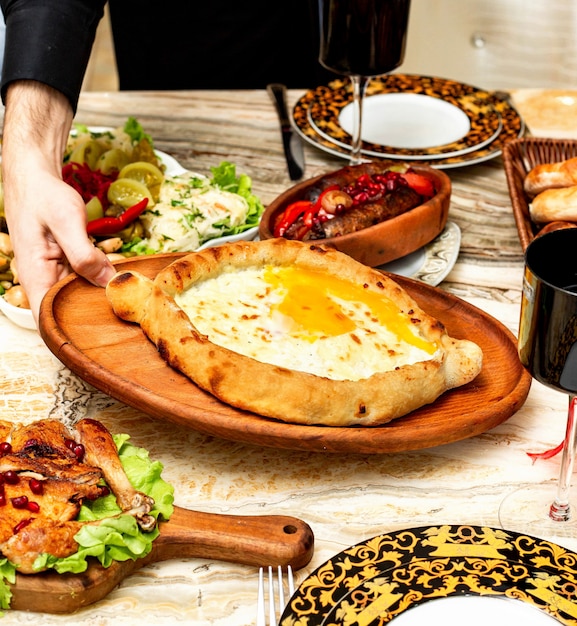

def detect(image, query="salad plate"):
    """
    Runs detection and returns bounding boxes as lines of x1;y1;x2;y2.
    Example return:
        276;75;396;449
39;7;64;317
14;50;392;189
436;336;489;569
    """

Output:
70;126;261;246
307;75;503;159
281;525;577;625
0;142;259;330
293;76;525;169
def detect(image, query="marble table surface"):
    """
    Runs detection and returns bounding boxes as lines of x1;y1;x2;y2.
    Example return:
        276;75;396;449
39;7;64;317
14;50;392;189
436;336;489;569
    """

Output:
0;89;574;624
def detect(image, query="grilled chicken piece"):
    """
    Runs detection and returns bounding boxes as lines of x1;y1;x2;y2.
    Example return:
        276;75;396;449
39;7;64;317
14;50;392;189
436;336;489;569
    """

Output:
0;420;11;442
0;477;105;543
1;520;83;573
76;419;156;531
1;419;102;483
0;418;157;573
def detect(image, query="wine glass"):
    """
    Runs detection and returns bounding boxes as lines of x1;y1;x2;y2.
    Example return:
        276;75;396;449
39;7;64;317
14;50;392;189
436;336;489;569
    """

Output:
317;0;411;164
499;228;577;542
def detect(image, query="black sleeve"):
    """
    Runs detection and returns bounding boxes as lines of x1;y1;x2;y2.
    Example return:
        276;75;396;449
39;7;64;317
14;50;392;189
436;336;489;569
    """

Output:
0;0;106;113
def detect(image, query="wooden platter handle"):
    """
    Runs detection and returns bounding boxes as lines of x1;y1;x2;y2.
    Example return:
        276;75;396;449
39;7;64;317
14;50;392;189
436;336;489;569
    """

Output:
152;506;314;569
9;506;314;614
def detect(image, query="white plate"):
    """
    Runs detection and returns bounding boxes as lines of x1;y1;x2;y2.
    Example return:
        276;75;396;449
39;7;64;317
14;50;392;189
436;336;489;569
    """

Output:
379;221;460;286
0;295;36;330
340;93;472;149
391;595;560;625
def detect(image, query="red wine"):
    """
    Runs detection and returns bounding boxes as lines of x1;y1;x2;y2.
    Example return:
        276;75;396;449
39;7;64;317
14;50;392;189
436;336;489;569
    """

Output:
319;0;411;77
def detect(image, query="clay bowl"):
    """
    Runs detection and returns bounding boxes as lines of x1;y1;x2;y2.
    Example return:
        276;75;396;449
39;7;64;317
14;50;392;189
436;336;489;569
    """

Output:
259;162;452;267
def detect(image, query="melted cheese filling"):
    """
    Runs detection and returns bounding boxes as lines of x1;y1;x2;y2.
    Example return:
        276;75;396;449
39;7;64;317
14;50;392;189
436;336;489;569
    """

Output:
175;265;438;381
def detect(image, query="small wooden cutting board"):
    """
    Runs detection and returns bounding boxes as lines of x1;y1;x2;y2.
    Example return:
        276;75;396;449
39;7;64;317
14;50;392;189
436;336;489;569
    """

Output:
8;506;314;614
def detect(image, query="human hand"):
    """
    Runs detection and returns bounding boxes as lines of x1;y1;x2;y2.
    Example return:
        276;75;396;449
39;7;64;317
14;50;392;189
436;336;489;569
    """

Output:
4;166;116;325
1;81;116;326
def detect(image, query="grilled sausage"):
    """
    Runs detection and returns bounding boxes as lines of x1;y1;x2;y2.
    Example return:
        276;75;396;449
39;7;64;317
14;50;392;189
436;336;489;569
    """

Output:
309;185;421;239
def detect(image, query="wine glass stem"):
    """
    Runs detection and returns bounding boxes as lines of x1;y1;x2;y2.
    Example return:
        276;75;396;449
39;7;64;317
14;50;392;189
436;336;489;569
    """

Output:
349;75;369;165
550;394;577;522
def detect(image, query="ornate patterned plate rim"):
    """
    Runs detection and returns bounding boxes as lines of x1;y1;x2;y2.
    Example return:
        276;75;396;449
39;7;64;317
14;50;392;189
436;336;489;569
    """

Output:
292;77;525;169
306;75;503;159
281;524;577;625
379;221;460;286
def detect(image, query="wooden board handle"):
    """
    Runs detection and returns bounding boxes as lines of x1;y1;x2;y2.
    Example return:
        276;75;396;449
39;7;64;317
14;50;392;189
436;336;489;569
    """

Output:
9;506;314;614
152;506;314;569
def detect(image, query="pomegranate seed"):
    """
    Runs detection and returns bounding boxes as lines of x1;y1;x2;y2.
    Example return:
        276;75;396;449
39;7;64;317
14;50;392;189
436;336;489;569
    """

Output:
14;519;32;534
29;478;44;495
23;438;39;449
11;495;28;508
0;441;12;455
73;443;85;462
27;501;40;513
3;470;19;485
0;493;5;506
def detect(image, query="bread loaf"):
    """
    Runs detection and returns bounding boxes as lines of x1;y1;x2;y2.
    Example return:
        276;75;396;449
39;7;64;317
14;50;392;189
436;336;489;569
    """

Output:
524;157;577;196
529;185;577;223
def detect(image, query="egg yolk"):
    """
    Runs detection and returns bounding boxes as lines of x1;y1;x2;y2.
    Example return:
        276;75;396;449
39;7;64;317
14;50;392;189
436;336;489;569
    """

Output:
263;265;437;353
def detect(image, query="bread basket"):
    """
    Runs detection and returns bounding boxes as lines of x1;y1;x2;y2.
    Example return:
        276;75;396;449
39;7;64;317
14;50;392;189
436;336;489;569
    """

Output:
503;137;577;251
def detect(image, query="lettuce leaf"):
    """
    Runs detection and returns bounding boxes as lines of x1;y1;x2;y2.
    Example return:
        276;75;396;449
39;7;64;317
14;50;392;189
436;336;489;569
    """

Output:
123;117;154;146
0;560;15;611
0;432;174;611
209;161;264;235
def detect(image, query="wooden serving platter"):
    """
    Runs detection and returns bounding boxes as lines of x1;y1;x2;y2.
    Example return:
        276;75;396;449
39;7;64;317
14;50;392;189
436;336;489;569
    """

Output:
39;253;532;454
9;506;314;613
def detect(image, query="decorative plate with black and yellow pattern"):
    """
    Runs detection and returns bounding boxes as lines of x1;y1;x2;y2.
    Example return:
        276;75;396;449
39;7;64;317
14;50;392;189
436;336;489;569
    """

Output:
280;525;577;625
293;75;525;169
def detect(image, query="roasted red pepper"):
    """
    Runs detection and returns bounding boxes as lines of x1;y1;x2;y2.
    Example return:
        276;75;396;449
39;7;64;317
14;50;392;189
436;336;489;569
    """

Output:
86;197;149;236
401;172;435;198
273;200;311;237
275;186;340;236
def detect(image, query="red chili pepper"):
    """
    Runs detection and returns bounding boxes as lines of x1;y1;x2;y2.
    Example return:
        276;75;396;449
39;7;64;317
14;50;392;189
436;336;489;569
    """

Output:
86;197;149;236
273;200;311;237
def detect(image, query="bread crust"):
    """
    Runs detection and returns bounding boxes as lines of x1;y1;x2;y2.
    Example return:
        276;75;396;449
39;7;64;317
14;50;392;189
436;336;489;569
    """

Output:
106;239;482;427
529;185;577;223
524;157;577;196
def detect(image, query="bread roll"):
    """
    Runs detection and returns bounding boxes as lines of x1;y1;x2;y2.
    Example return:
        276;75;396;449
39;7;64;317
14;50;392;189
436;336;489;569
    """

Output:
537;220;577;236
524;157;577;196
530;185;577;223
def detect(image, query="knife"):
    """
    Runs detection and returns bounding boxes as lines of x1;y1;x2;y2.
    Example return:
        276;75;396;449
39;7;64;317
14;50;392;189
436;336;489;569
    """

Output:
267;83;305;180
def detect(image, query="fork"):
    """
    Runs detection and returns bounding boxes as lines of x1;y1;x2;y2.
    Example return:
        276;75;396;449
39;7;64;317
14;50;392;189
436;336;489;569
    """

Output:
257;565;295;625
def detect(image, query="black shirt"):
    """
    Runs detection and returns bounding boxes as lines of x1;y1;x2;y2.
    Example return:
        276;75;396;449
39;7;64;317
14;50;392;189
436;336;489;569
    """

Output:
1;0;335;112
